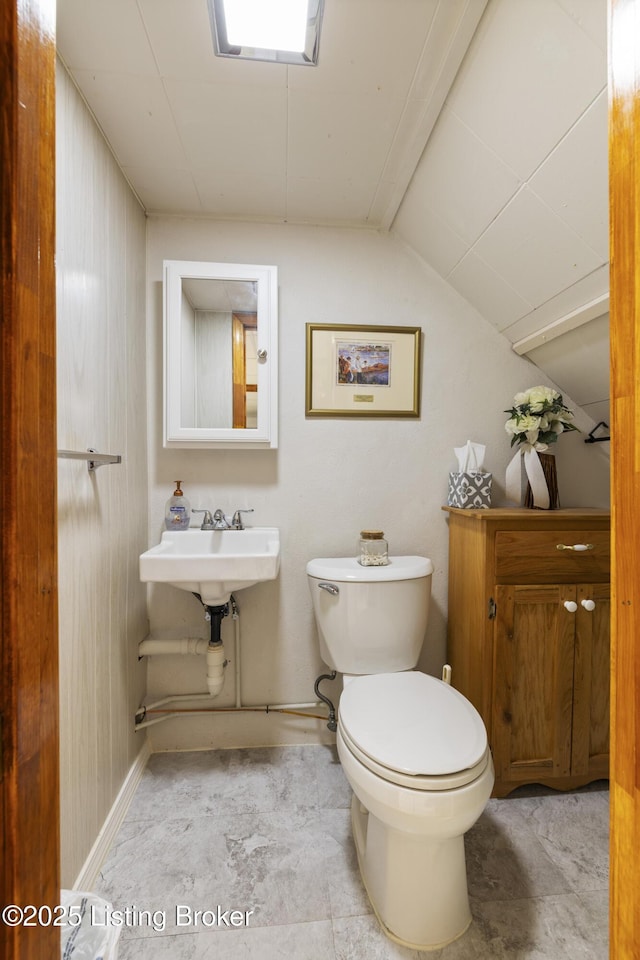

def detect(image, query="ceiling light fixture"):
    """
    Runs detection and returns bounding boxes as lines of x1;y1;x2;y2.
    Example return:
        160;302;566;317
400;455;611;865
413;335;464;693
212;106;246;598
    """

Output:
208;0;324;66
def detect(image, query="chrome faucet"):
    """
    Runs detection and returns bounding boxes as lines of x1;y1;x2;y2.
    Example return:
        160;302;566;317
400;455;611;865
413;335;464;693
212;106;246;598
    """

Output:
212;508;231;529
192;507;253;530
192;508;230;530
231;508;254;530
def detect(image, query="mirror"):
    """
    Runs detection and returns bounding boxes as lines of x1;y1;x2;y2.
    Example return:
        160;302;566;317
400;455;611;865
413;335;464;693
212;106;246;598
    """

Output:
164;260;278;448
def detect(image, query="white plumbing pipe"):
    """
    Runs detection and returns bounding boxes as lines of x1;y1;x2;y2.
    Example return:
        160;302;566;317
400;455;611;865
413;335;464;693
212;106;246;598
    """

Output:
135;599;325;729
142;692;216;711
138;636;228;698
139;637;209;657
142;693;322;713
135;700;326;730
206;643;226;697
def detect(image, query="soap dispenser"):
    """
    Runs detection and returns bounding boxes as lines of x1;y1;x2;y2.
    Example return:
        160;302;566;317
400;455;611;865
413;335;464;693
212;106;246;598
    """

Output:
165;481;191;530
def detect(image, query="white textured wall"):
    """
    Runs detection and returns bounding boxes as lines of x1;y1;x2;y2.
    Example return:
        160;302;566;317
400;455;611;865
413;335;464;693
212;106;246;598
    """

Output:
56;62;149;886
145;217;610;752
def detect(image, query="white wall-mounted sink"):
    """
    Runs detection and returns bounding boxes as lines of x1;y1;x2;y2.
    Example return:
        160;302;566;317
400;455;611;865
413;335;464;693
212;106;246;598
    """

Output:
139;527;280;606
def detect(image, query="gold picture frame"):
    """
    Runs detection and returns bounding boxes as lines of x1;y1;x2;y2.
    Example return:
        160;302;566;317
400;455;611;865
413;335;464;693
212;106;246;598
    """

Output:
305;323;422;418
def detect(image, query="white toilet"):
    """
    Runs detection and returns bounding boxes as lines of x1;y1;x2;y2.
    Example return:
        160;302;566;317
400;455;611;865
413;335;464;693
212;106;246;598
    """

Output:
307;555;494;951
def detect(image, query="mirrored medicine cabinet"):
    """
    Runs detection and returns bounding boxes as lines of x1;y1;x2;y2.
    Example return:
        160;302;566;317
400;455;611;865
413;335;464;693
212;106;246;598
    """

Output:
163;260;278;448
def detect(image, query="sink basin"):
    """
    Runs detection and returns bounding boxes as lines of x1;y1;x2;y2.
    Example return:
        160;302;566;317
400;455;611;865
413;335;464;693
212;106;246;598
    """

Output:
139;527;280;605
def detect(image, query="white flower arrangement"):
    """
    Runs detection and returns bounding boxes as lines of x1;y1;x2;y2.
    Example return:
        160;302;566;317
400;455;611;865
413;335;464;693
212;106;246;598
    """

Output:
504;385;577;452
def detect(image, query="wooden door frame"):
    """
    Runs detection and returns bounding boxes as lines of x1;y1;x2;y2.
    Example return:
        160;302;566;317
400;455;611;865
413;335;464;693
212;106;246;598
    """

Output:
0;1;638;957
232;311;257;428
1;1;59;958
608;0;640;954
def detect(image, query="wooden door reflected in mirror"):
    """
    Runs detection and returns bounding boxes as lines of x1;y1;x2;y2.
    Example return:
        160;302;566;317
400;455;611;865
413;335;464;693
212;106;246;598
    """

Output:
232;312;257;428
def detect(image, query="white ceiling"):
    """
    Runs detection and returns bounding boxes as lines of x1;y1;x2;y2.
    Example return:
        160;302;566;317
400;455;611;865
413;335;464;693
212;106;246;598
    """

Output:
56;0;610;426
56;0;488;226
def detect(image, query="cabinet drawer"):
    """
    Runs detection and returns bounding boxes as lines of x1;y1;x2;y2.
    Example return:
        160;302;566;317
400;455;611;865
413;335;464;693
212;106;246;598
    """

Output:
495;529;610;583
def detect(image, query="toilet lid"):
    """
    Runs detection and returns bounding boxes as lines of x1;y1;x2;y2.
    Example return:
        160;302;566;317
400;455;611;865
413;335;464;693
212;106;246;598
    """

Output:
338;672;487;777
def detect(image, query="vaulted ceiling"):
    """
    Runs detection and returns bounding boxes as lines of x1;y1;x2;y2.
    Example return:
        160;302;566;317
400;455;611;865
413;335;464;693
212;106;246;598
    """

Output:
57;0;610;426
393;0;609;427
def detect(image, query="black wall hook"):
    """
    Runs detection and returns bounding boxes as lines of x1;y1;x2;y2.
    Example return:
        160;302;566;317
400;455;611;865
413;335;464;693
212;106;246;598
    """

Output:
585;421;610;443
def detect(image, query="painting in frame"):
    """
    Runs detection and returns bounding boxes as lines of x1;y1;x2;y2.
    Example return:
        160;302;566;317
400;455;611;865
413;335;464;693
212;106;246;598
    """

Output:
305;323;422;418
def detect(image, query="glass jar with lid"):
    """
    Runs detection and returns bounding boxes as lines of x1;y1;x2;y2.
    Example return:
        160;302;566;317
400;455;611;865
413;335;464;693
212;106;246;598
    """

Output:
359;530;389;566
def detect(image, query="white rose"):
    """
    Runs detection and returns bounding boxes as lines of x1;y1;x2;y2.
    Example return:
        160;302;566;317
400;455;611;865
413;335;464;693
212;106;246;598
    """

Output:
527;385;558;413
517;415;541;434
513;391;531;407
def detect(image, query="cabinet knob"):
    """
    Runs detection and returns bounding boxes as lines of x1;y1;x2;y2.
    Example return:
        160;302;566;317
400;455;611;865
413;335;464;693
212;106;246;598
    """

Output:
581;599;596;611
564;600;578;613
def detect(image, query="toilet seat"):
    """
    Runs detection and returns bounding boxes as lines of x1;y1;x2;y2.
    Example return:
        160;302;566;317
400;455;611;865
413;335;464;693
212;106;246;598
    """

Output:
338;672;489;791
339;724;490;791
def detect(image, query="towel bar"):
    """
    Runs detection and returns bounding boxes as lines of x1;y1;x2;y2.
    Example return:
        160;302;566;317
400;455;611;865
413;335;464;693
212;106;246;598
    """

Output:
57;448;122;472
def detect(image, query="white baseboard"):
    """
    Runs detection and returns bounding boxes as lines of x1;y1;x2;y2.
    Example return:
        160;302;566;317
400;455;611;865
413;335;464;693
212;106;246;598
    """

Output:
72;739;152;891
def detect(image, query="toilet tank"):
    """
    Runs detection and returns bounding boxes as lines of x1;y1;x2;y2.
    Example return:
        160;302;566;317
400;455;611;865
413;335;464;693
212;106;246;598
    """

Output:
306;556;433;675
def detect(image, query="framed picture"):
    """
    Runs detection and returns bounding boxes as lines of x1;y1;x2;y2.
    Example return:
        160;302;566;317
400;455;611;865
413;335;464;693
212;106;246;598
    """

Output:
305;323;422;418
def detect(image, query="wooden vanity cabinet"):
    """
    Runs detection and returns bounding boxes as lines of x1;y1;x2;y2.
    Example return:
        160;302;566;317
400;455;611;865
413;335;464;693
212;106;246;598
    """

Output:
443;507;610;797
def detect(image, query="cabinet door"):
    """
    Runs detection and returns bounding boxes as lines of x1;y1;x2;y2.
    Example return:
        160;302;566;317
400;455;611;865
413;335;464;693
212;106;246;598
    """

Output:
571;583;610;778
492;584;576;784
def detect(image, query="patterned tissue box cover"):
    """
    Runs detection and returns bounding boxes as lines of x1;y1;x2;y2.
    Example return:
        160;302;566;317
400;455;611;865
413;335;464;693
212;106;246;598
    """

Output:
447;472;492;509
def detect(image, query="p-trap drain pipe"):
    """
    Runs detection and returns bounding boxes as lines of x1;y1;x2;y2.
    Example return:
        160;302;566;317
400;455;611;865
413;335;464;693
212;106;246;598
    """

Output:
135;596;334;729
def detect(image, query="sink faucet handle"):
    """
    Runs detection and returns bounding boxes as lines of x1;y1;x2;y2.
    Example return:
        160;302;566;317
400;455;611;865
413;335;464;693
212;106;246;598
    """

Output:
192;509;215;530
231;508;254;530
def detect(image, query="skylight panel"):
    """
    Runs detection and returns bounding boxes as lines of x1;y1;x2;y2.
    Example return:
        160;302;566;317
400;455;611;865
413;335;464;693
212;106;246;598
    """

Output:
208;0;324;66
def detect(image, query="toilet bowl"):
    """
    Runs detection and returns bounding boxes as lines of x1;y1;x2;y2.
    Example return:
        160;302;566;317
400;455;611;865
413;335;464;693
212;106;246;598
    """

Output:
306;555;495;950
337;671;494;950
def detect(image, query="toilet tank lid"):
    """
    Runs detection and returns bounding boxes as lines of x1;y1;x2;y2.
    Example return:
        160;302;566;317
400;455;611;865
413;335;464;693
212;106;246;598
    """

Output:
306;556;433;582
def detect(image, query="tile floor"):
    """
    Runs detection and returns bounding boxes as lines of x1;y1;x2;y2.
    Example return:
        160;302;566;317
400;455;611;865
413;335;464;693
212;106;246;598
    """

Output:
93;745;609;959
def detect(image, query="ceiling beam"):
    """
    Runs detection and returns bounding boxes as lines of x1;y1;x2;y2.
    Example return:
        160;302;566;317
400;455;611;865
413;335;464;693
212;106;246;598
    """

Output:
511;293;610;355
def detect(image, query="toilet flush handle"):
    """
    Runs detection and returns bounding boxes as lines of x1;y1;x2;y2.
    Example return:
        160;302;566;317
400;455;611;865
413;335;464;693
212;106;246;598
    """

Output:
318;582;339;596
